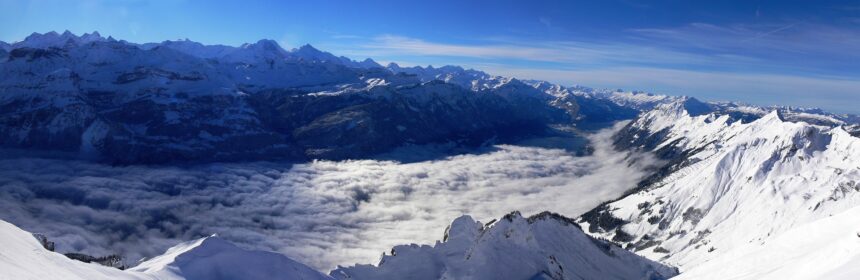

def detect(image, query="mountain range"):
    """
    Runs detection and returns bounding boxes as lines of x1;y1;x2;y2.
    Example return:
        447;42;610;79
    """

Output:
2;31;860;279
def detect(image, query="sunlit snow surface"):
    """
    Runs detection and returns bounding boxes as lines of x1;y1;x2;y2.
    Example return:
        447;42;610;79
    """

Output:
0;122;656;271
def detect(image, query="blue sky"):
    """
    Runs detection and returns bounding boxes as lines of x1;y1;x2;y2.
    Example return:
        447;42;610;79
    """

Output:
2;0;859;113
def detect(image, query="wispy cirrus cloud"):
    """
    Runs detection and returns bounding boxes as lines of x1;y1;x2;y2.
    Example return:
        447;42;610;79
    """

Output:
484;66;860;113
630;22;860;63
349;21;860;75
321;20;860;113
337;34;748;69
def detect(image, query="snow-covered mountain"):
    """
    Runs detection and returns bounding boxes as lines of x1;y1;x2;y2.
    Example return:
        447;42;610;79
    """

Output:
148;39;383;69
383;63;860;129
386;63;494;91
385;65;642;125
9;30;113;49
332;211;677;280
0;219;332;280
580;97;860;276
0;31;578;164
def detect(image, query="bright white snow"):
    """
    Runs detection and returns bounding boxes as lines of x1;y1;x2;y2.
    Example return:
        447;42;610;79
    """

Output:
675;205;860;280
0;219;332;280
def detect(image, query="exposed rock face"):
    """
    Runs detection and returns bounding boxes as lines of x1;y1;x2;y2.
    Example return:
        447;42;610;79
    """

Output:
64;253;126;270
32;232;126;270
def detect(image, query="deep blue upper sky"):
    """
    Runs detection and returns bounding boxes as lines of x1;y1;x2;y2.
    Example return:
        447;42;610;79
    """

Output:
2;0;859;113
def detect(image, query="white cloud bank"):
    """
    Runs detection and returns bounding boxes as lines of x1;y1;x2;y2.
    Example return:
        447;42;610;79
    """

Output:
0;123;657;271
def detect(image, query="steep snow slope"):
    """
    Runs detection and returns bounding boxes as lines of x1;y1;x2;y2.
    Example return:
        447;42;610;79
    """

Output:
581;99;860;272
332;211;677;280
0;219;332;280
675;205;860;280
0;219;147;280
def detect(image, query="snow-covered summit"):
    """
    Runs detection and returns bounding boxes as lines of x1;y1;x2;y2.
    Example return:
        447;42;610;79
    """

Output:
332;211;677;280
12;30;109;49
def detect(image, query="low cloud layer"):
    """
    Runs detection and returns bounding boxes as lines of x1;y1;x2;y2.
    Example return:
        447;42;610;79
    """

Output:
0;123;656;271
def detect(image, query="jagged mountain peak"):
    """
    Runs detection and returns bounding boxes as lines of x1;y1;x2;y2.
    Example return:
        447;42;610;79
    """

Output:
758;110;785;123
359;57;379;65
289;43;339;61
654;96;712;117
80;31;103;40
16;30;107;49
242;39;285;53
294;43;319;52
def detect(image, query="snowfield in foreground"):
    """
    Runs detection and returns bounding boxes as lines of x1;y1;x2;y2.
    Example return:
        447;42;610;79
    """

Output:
0;219;332;280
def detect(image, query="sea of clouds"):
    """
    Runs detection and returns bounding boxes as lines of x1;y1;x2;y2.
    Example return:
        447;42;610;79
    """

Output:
0;122;657;271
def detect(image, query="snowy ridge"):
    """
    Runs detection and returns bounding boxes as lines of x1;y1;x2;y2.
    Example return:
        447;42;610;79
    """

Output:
0;219;332;280
11;30;112;49
584;90;680;111
386;63;494;91
332;211;677;280
581;100;860;276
